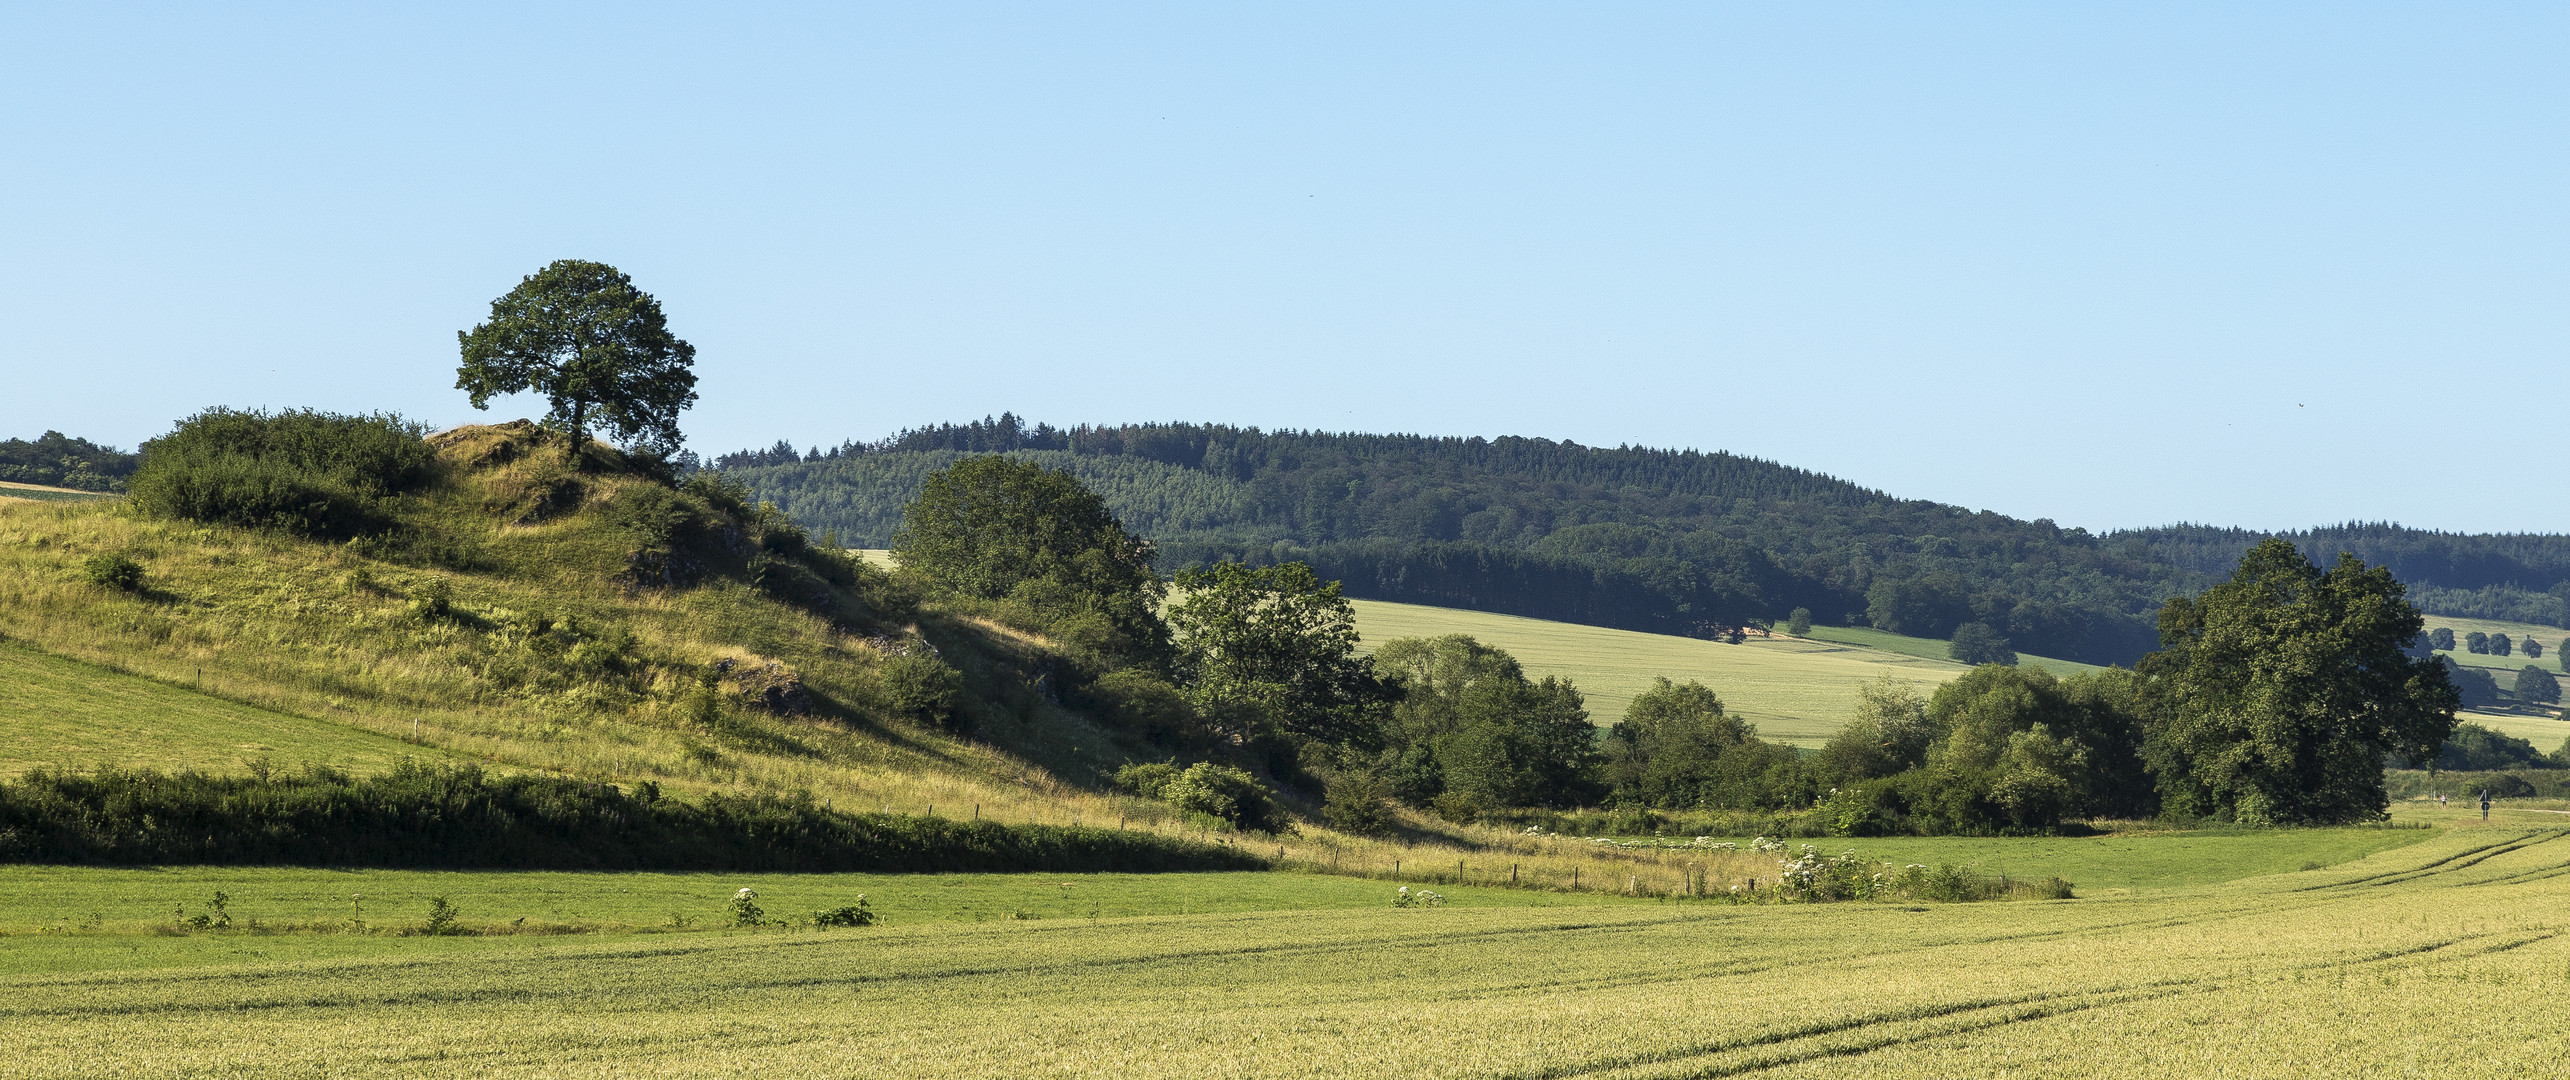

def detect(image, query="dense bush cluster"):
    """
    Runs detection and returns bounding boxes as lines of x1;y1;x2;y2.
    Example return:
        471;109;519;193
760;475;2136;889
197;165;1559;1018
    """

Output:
0;763;1265;872
129;408;436;537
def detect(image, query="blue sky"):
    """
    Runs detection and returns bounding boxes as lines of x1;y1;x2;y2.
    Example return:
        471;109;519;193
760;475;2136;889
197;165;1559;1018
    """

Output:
5;3;2564;533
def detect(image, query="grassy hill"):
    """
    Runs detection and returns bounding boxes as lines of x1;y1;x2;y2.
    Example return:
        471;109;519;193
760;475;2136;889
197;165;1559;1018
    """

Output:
0;427;1779;889
1346;598;2098;747
0;425;1154;830
0;642;448;776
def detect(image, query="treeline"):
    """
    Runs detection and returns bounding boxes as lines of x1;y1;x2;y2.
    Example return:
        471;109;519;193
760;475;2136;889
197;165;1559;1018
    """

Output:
0;431;138;491
2128;523;2570;630
875;453;2462;836
0;763;1263;871
718;415;2184;663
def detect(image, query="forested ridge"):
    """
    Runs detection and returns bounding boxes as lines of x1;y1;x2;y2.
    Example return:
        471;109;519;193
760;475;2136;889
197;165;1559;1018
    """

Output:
702;414;2570;664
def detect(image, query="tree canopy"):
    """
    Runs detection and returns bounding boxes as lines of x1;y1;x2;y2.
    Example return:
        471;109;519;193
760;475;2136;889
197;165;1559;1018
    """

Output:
1371;635;1602;812
1947;622;2017;666
457;260;698;455
892;456;1168;669
1165;561;1392;753
2138;539;2457;825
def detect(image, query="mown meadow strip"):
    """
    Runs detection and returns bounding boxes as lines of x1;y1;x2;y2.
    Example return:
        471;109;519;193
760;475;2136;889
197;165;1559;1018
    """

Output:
3;827;2567;1078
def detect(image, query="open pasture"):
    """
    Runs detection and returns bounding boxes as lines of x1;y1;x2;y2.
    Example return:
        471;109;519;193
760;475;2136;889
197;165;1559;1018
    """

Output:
4;825;2567;1077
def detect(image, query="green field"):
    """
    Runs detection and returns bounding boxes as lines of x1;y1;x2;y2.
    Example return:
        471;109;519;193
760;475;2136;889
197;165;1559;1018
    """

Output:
1;823;2559;1077
0;641;453;776
0;868;1638;946
0;481;114;504
1349;599;2008;745
2421;612;2569;675
1798;624;2103;677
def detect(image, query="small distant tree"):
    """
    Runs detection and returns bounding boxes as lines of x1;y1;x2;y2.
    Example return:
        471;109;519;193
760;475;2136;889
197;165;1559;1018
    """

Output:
2517;666;2562;707
1947;622;2017;666
2467;631;2490;654
1786;607;1813;636
457;260;699;458
2526;636;2544;660
2492;633;2514;657
2428;627;2456;651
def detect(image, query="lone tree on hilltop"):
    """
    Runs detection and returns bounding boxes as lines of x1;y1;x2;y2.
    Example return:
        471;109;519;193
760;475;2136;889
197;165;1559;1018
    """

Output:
456;260;698;458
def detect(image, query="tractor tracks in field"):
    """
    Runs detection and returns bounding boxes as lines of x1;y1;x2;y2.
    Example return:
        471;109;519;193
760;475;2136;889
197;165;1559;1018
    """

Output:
1505;924;2568;1080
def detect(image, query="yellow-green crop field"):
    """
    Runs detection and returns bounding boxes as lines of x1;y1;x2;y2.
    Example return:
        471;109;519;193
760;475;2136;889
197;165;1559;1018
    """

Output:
1348;599;1984;746
7;821;2568;1078
860;549;1996;746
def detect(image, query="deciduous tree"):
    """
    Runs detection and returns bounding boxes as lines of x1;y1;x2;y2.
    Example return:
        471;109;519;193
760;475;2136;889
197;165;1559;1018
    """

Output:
457;260;698;457
1166;562;1392;753
2138;540;2457;825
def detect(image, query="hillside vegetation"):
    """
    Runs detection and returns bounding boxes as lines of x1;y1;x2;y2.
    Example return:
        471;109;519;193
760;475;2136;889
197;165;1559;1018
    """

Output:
0;419;1198;841
719;416;2570;667
1347;599;1969;747
0;416;1822;885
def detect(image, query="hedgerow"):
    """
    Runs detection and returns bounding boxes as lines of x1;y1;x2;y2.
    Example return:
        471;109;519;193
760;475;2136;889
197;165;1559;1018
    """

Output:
0;763;1265;873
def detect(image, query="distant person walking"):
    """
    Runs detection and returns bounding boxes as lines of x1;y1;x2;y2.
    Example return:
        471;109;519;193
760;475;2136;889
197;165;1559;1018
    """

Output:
2480;790;2492;821
2439;793;2448;809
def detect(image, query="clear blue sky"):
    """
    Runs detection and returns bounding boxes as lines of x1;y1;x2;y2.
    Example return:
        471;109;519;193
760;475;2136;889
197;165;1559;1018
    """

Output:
5;4;2563;533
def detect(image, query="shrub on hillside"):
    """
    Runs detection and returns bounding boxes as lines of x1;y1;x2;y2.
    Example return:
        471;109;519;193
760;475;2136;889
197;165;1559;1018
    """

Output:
1947;623;2017;666
1322;771;1394;835
129;408;433;537
82;552;144;591
879;653;964;728
1159;762;1288;833
1112;761;1182;800
1082;670;1200;747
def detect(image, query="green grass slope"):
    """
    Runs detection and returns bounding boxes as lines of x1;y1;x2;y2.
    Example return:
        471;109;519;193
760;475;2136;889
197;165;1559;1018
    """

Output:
0;642;450;776
0;426;1153;832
